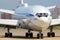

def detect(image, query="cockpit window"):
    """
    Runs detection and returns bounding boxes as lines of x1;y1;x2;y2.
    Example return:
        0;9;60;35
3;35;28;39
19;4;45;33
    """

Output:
36;13;48;17
44;13;48;17
36;13;42;17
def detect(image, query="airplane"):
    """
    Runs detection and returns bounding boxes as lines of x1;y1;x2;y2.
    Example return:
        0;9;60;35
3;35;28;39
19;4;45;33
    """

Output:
0;0;60;39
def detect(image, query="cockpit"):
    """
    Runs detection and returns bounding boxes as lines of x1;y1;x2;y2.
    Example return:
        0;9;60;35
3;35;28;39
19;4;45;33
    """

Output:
36;13;48;17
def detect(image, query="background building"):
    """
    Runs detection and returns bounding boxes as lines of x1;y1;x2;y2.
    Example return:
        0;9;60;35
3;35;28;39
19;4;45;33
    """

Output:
1;13;12;19
52;6;60;19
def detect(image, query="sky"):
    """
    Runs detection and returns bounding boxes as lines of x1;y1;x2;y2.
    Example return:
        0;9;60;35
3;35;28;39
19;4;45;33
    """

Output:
0;0;59;10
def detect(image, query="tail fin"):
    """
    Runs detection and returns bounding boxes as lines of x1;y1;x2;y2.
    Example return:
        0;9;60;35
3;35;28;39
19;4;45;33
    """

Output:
20;0;28;7
21;0;24;4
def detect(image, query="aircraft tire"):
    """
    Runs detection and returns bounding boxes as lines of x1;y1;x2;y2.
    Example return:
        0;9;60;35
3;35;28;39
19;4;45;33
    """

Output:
47;32;51;37
9;33;12;37
5;33;8;37
26;33;29;38
52;32;55;37
30;33;33;38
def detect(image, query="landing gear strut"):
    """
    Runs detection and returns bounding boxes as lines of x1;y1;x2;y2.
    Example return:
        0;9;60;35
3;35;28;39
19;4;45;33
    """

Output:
37;30;43;39
25;30;33;38
5;27;12;37
47;26;55;37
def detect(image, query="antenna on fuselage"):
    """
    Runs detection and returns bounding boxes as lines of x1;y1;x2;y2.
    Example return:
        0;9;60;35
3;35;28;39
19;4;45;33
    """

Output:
20;0;28;7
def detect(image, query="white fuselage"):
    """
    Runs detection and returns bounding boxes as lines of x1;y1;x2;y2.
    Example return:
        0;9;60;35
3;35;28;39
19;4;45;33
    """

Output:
13;5;52;31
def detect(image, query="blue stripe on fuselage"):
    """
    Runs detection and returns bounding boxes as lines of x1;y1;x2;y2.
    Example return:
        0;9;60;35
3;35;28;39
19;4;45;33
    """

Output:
26;14;34;17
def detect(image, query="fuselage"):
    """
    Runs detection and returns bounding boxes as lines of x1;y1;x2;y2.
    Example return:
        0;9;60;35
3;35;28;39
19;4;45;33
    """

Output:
13;5;52;31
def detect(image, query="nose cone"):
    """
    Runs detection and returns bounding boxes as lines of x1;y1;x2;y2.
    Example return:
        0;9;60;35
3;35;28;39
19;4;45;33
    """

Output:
39;17;50;30
39;17;49;23
30;17;50;31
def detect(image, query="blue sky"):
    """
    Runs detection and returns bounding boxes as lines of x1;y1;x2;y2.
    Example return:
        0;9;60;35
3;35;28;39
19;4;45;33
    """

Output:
0;0;59;10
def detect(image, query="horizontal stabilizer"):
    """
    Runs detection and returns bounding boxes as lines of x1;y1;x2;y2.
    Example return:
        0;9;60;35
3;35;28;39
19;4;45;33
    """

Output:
47;5;56;9
0;9;14;14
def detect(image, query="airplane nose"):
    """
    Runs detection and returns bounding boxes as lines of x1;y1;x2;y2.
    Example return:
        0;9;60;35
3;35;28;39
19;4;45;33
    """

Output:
39;17;49;22
28;17;50;31
39;17;50;30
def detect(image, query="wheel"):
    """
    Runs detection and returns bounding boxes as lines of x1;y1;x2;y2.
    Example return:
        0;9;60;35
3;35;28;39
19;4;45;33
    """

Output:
26;33;29;38
37;33;43;39
41;34;43;39
52;32;55;37
9;33;12;37
5;33;8;37
47;32;51;37
37;34;39;38
30;33;33;38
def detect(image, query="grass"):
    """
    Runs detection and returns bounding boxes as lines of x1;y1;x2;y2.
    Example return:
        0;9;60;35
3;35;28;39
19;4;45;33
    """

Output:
52;26;60;30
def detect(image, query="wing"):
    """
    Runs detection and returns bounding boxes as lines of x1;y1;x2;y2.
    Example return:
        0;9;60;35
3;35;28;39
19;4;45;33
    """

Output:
50;19;60;26
0;9;14;14
0;19;19;26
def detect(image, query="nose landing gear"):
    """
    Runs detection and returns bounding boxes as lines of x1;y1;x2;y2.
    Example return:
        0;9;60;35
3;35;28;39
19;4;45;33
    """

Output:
37;30;43;39
25;30;33;38
25;30;43;39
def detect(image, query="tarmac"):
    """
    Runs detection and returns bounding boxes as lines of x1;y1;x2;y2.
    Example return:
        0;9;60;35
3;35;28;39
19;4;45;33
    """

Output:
0;28;60;40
